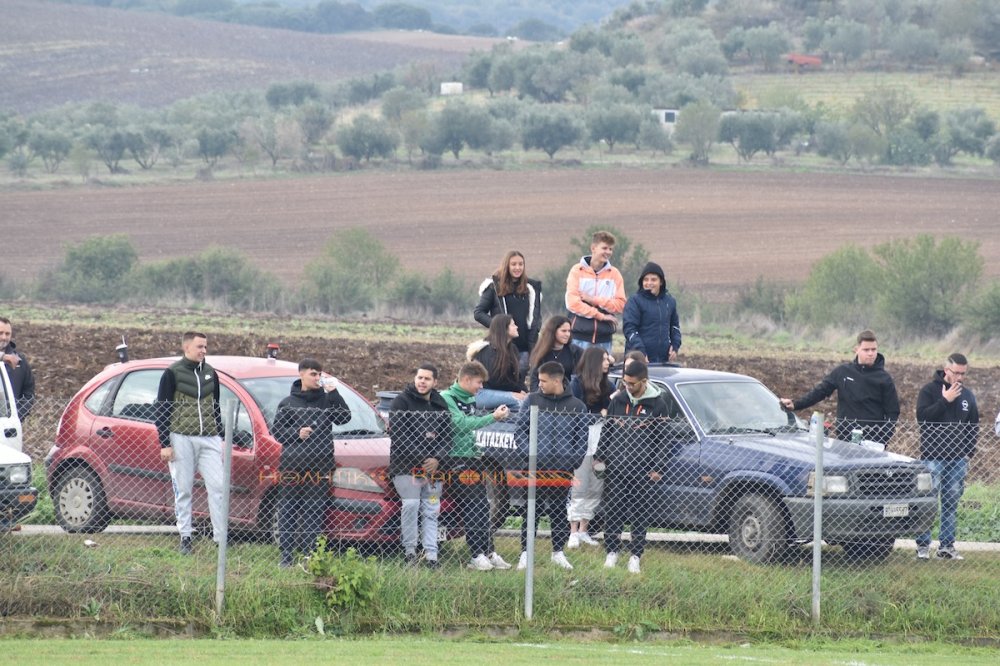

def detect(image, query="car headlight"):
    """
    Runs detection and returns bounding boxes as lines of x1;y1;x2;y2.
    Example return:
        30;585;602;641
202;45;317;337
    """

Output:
916;472;933;493
807;472;849;496
6;464;31;485
332;467;384;493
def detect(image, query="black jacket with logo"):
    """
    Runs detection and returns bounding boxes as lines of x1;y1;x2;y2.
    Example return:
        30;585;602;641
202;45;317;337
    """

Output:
273;380;351;473
388;384;453;478
916;369;979;460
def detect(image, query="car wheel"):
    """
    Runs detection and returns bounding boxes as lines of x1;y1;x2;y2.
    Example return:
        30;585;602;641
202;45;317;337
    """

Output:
841;539;895;564
256;491;281;545
727;493;791;564
54;467;111;533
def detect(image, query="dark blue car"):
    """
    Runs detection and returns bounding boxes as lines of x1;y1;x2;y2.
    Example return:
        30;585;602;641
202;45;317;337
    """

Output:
474;364;936;564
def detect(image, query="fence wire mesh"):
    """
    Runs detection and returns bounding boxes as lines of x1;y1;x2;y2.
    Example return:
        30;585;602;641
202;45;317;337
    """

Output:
3;390;999;625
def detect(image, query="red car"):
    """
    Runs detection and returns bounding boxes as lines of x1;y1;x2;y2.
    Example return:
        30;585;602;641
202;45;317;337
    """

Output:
45;355;450;545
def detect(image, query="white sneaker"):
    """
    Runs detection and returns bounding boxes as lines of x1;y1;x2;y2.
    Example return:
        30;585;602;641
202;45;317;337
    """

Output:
604;552;619;568
488;551;512;570
567;532;581;549
578;532;599;546
516;551;528;571
551;550;574;570
627;555;641;574
467;553;494;571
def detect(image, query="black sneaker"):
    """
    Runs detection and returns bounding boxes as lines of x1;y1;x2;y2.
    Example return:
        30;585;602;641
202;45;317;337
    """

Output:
179;536;193;556
424;558;440;569
404;552;419;567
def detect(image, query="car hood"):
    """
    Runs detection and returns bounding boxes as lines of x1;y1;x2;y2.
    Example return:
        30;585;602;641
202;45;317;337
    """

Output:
713;431;918;468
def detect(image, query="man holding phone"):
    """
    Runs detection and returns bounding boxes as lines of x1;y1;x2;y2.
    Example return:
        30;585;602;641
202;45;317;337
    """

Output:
914;353;979;561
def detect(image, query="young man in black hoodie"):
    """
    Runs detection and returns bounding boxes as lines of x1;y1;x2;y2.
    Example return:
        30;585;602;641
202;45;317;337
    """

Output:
914;353;979;561
272;358;351;568
513;361;588;571
780;329;900;445
388;364;452;568
596;360;671;574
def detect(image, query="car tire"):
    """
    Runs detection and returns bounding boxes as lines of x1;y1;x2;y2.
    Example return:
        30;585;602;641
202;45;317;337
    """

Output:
727;493;791;564
841;539;895;564
54;467;111;533
256;491;281;545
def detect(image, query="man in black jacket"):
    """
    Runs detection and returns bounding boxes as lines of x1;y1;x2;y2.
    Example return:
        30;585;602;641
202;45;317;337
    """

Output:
914;353;979;561
0;317;35;419
272;358;351;568
780;329;900;444
512;361;588;571
389;364;452;568
595;360;671;574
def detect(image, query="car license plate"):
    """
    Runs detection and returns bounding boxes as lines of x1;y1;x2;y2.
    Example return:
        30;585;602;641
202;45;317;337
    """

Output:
883;503;909;518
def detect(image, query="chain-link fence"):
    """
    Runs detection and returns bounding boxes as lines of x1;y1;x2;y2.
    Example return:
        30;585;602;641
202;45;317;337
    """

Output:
3;392;999;628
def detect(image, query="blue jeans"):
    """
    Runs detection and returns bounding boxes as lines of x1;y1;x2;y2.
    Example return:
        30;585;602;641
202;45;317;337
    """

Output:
475;388;523;411
392;475;443;558
916;458;968;549
571;339;612;353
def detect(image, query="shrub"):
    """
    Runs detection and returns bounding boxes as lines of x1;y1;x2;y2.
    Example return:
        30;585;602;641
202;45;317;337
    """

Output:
962;280;1000;340
872;235;982;336
736;276;788;323
306;538;381;611
128;247;283;311
37;234;138;303
303;228;398;314
785;244;881;330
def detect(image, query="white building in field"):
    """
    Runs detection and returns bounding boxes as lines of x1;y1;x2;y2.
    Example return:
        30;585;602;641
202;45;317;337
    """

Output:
440;82;463;96
652;108;679;133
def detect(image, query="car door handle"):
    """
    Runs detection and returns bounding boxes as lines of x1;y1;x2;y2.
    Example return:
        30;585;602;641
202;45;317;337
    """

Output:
95;427;114;438
3;428;16;438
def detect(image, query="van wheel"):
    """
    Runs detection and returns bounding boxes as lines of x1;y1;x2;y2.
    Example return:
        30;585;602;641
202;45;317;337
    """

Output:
54;467;111;533
727;493;791;564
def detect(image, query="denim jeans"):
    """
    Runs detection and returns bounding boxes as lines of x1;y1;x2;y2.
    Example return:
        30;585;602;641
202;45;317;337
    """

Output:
916;458;968;549
475;388;523;411
392;474;443;558
571;339;612;354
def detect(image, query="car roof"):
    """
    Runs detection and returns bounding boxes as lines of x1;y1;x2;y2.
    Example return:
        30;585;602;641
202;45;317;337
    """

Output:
609;363;758;385
101;356;300;380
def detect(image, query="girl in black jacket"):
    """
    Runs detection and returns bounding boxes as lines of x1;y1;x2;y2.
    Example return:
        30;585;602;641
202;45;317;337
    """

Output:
467;314;527;410
474;250;542;372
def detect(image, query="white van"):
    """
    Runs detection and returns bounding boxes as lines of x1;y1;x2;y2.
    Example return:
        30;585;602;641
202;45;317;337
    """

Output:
1;361;24;451
1;362;36;530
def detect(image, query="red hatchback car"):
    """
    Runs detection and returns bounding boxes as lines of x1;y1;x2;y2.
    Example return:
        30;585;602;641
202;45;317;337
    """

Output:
45;355;442;545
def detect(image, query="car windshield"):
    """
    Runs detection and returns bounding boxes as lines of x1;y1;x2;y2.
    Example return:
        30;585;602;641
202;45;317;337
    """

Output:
675;380;797;435
239;377;386;435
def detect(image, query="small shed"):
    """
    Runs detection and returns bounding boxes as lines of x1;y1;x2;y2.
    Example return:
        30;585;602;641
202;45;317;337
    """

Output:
440;82;463;96
651;108;679;133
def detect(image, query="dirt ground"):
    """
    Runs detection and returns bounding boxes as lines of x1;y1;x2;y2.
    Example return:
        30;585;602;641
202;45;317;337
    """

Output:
5;169;1000;301
16;321;1000;484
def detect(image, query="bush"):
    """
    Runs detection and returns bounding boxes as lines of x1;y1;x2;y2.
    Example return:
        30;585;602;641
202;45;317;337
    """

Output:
962;280;1000;340
303;228;399;314
37;234;138;303
306;539;381;611
736;276;788;323
785;244;881;330
872;235;982;336
128;247;283;311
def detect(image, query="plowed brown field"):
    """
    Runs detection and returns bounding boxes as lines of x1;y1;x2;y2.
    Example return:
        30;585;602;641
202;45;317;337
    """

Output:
5;170;1000;301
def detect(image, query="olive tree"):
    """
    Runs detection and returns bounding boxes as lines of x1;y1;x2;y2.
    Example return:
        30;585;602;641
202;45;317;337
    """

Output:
521;106;583;159
673;100;720;164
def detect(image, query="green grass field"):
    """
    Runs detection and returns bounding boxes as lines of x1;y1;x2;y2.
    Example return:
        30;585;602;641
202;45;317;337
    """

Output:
3;637;999;665
732;70;1000;118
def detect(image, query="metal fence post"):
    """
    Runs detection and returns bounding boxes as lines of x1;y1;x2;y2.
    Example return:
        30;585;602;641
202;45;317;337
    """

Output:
811;411;824;627
524;405;538;621
215;402;236;620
